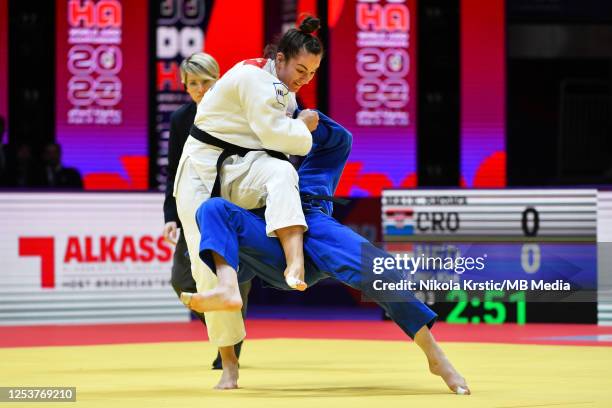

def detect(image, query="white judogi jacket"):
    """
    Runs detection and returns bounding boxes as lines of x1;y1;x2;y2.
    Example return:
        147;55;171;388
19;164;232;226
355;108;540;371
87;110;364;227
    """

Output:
194;58;312;155
173;58;313;346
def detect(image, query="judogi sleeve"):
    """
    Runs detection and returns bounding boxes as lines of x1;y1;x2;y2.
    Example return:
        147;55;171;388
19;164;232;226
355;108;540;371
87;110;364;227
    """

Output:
235;66;313;155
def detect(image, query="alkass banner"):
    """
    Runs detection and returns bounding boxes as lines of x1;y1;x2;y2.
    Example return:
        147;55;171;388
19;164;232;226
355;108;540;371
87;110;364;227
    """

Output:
0;193;187;325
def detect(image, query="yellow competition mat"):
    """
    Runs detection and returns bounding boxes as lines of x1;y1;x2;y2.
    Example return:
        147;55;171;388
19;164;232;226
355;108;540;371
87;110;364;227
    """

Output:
1;339;611;408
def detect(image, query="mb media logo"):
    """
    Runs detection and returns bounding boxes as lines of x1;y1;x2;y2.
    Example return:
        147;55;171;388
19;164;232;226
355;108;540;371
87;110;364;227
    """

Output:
19;237;56;288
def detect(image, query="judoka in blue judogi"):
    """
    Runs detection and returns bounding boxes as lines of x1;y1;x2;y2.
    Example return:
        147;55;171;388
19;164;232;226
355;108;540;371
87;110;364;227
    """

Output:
183;112;470;395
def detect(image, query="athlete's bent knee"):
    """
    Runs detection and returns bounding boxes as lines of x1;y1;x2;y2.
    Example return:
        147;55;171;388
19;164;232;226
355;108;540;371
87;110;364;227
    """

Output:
197;197;229;220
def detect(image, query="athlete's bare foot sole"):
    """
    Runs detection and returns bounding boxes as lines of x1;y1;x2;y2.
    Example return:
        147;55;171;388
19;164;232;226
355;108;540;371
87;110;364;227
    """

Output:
180;287;242;313
428;354;471;395
214;360;239;390
284;263;307;291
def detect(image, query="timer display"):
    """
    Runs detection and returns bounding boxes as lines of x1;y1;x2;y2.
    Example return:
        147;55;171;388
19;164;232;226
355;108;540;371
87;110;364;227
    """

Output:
445;290;526;324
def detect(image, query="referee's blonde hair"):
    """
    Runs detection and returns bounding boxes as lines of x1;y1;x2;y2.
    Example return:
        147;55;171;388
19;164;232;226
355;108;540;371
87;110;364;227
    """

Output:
180;52;220;84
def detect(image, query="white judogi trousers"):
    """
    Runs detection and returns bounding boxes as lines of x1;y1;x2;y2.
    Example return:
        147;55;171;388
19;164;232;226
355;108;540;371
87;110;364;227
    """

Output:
174;136;307;346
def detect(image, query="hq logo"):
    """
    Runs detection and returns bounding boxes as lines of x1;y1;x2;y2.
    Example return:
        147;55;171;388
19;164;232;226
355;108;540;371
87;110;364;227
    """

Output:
66;0;123;107
384;208;414;236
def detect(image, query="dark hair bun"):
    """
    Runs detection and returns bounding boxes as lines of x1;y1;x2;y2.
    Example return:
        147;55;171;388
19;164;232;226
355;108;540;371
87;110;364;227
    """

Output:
299;16;320;34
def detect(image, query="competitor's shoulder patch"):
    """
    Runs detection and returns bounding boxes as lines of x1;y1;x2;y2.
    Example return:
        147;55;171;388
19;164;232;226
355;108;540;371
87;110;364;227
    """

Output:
273;82;289;107
243;58;267;68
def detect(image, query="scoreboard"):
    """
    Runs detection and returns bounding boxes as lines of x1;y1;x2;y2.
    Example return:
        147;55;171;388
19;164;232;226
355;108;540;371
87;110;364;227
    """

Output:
381;189;598;324
382;189;596;241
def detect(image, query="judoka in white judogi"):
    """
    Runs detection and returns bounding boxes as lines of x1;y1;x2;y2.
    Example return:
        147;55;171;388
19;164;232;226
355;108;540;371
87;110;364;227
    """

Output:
174;58;312;346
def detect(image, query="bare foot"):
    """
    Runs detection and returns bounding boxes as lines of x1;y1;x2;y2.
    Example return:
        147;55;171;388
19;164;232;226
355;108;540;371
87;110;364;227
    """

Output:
284;263;307;291
181;287;242;313
214;359;239;390
428;353;470;395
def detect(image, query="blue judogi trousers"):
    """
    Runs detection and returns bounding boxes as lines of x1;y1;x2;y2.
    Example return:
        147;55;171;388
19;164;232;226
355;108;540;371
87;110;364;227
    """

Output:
196;112;436;338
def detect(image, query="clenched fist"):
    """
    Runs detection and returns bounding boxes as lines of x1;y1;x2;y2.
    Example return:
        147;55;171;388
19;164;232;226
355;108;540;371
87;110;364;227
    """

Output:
298;109;319;132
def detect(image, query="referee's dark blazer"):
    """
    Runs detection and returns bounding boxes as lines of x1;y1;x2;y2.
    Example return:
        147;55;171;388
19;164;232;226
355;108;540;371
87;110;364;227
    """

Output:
163;101;197;228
